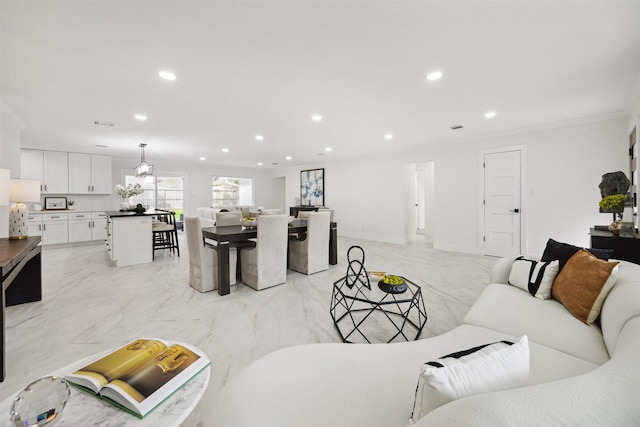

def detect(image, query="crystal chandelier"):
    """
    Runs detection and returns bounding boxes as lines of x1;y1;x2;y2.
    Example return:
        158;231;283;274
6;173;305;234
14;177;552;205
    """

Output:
134;143;154;177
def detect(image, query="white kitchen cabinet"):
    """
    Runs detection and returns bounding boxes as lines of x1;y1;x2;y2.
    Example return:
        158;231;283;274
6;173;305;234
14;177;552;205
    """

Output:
68;153;112;194
68;212;92;242
21;150;44;184
27;213;43;237
91;155;112;194
20;149;69;193
42;213;69;244
91;212;108;241
28;210;108;244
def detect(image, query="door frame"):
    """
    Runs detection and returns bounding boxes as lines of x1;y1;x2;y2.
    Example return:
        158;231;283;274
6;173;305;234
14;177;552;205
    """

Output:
478;145;527;256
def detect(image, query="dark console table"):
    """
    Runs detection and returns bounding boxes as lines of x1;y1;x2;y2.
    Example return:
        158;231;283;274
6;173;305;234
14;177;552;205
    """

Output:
1;237;42;381
590;228;640;265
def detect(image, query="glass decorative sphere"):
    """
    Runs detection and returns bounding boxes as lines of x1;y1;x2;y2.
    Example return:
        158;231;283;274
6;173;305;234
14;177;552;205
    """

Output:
9;376;71;426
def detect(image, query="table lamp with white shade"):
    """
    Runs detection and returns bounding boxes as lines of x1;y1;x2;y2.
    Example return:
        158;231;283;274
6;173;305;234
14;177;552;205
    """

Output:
9;178;41;239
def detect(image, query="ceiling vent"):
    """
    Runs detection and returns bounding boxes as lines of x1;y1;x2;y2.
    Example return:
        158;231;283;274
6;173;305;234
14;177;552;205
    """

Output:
450;125;464;130
93;121;115;127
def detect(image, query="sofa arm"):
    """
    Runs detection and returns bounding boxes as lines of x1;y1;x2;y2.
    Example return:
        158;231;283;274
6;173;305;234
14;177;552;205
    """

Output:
490;255;520;284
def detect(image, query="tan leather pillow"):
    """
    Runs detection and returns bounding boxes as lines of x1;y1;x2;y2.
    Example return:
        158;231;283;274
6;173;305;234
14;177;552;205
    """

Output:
551;249;619;324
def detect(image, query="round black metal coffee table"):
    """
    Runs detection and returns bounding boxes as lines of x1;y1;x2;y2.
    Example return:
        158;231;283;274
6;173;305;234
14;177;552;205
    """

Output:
330;275;428;344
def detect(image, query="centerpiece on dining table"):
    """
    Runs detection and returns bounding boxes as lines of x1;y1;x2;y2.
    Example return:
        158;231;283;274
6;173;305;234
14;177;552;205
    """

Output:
241;217;257;228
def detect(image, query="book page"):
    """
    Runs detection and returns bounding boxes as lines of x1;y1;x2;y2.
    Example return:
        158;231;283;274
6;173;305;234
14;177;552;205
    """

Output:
108;344;201;403
70;339;167;390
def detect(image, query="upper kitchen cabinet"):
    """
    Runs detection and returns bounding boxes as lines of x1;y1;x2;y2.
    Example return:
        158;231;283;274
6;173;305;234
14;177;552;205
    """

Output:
21;149;69;193
68;153;112;194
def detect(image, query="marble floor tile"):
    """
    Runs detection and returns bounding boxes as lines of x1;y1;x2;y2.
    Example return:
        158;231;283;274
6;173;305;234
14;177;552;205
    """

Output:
0;234;497;424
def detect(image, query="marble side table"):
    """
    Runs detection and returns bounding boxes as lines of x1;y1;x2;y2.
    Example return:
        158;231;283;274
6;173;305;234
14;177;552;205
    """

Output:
0;351;210;427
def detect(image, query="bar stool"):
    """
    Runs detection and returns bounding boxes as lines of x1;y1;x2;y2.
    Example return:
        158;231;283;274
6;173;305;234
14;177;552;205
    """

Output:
152;210;180;260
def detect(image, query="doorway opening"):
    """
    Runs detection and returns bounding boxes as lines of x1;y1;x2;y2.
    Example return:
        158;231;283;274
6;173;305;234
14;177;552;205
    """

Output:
415;162;435;246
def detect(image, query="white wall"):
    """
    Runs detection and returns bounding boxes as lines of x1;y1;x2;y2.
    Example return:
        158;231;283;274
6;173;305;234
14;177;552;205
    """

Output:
410;117;628;255
627;78;640;230
275;156;408;244
0;104;25;238
276;115;629;255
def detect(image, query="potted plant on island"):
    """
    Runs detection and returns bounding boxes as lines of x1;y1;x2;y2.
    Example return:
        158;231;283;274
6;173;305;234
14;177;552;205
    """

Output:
67;200;75;210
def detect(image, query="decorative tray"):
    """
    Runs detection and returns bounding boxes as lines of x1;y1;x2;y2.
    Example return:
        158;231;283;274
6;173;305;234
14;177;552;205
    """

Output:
377;275;407;294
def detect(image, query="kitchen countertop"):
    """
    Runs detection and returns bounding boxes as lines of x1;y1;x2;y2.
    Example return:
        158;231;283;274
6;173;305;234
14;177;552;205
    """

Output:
104;210;165;218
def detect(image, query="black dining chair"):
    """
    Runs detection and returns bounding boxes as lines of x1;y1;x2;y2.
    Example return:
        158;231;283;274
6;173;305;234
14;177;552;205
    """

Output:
152;209;180;260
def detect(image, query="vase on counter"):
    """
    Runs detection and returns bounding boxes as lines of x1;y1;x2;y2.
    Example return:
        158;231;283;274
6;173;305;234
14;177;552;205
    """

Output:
120;198;130;211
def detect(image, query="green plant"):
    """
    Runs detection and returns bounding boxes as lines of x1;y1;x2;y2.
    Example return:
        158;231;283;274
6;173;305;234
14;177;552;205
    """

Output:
382;274;404;285
599;193;626;212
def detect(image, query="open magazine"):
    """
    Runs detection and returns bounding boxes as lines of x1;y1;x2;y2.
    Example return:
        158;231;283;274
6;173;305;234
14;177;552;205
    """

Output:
65;338;210;418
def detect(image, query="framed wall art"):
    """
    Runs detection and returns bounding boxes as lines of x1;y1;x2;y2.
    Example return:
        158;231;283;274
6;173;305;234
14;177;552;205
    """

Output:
300;168;324;206
45;197;67;210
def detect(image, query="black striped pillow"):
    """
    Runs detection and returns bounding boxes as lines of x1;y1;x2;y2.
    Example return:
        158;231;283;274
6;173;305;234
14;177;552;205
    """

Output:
508;257;559;299
409;336;529;423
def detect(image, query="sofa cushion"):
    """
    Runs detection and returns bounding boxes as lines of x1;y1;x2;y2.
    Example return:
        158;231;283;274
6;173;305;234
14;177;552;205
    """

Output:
410;336;529;423
464;283;610;364
209;324;597;427
508;257;558;299
540;238;614;271
551;249;619;324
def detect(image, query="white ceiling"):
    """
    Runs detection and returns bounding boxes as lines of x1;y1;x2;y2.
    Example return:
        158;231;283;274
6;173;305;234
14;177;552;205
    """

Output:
2;1;640;168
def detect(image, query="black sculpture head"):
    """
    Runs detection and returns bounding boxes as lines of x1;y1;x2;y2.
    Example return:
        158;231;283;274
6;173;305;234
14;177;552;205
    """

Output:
599;171;630;198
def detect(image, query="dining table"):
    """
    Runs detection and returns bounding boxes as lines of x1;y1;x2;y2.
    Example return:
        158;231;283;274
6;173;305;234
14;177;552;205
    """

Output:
202;219;337;295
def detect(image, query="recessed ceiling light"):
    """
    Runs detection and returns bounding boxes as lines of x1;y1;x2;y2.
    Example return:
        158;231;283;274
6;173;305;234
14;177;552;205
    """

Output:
286;156;292;160
158;70;176;81
325;147;332;152
484;111;497;119
199;157;206;161
311;114;322;122
222;148;230;153
255;135;264;141
384;133;393;140
257;162;263;166
426;71;443;81
134;114;147;121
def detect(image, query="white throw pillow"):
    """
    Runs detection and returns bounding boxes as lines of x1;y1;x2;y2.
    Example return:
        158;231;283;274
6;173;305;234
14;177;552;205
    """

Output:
409;335;529;424
508;257;559;299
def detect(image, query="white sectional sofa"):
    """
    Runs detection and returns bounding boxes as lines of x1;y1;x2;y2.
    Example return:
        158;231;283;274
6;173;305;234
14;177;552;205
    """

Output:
195;207;222;228
209;254;640;426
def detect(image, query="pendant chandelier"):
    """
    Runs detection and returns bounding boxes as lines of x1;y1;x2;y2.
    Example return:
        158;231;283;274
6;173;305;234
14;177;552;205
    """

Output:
134;143;154;177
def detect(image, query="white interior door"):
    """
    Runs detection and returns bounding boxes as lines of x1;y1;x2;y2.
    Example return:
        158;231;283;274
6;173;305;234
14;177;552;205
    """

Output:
484;150;521;257
415;170;426;230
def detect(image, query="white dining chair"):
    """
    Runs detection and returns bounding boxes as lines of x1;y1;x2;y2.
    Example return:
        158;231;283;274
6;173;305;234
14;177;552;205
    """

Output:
185;216;237;292
239;214;288;290
288;211;330;275
215;211;242;226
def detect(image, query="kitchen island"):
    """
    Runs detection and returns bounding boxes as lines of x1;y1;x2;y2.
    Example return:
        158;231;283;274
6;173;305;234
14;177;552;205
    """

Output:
105;211;154;267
